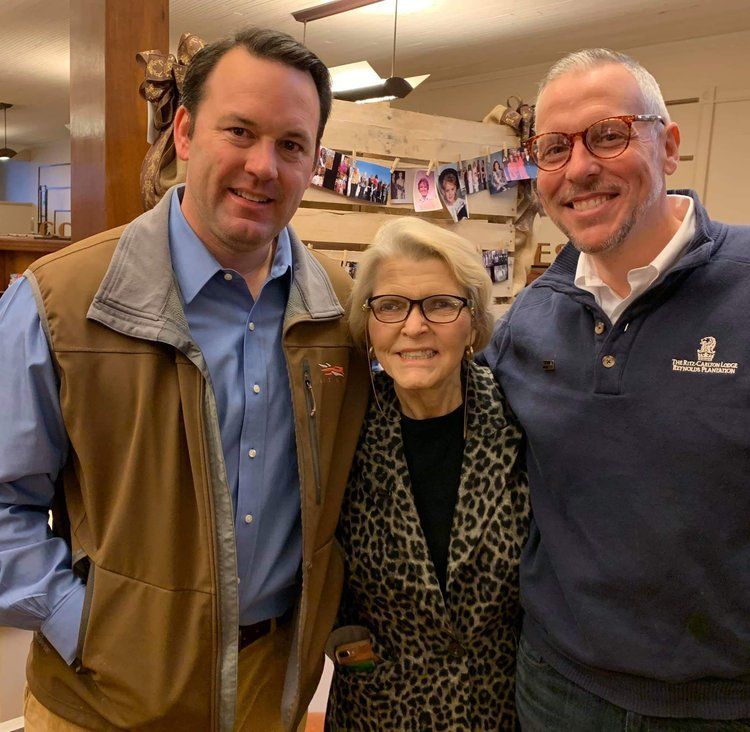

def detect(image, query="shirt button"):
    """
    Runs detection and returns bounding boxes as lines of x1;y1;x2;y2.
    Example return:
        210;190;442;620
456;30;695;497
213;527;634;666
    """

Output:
248;448;257;459
244;514;254;524
223;272;233;281
594;320;606;335
252;384;261;394
602;355;616;368
248;322;255;331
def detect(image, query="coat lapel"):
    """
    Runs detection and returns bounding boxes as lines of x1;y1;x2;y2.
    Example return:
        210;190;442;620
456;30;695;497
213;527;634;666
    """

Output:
365;374;450;625
445;364;518;614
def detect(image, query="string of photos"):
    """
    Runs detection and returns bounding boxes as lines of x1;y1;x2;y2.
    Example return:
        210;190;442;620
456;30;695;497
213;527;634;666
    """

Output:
312;144;537;224
312;145;525;299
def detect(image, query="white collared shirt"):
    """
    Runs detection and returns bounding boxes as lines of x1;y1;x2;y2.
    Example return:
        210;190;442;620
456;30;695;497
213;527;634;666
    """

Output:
574;194;696;324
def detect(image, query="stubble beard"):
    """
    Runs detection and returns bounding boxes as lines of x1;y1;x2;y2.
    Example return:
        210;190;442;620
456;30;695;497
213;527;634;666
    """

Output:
545;181;662;256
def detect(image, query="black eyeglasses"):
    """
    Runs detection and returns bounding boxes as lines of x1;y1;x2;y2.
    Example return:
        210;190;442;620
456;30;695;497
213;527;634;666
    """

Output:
525;114;665;171
364;294;472;324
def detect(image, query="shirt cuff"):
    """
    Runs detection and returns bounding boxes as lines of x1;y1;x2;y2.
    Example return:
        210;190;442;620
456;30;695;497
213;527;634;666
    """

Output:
39;583;86;665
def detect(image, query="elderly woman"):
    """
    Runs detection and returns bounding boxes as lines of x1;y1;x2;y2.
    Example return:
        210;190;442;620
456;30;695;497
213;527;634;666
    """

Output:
326;218;529;731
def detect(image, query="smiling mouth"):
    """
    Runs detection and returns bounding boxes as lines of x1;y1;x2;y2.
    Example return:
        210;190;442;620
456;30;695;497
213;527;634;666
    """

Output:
567;194;616;211
230;188;272;204
399;350;437;360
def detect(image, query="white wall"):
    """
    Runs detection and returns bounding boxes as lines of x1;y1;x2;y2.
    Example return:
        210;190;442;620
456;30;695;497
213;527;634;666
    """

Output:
398;29;750;121
398;29;750;225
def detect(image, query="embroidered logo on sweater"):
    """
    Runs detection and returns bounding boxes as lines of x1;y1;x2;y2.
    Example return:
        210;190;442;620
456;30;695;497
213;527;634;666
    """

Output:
319;362;344;379
672;337;738;374
697;336;717;362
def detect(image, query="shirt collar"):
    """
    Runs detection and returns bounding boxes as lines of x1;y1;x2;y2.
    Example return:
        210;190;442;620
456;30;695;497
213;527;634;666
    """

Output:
574;194;696;289
168;185;293;305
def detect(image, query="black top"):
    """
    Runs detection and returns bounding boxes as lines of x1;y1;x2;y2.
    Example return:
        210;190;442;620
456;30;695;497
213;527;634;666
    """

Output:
401;404;465;596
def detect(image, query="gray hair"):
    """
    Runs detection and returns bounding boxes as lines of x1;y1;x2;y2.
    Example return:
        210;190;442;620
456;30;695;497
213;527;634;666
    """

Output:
536;48;670;122
348;217;494;352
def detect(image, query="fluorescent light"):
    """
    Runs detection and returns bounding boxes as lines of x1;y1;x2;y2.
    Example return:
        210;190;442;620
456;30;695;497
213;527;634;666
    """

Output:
361;0;433;13
404;74;430;89
329;61;429;102
296;0;430;103
329;61;382;92
355;96;396;104
292;0;385;23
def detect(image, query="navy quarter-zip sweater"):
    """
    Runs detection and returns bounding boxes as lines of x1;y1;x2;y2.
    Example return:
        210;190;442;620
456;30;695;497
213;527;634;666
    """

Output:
481;190;750;719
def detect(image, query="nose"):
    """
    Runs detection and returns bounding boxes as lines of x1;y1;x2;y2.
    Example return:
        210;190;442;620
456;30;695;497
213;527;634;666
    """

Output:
400;303;430;336
244;138;278;181
564;136;601;183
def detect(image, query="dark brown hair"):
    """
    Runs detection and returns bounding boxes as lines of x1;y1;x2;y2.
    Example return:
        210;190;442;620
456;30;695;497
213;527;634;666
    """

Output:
181;27;332;143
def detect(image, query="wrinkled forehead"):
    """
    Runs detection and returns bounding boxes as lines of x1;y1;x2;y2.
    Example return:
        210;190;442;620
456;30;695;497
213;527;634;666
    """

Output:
535;65;645;132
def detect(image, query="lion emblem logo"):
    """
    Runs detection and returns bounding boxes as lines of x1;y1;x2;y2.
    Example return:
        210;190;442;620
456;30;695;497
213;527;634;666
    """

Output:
697;336;717;362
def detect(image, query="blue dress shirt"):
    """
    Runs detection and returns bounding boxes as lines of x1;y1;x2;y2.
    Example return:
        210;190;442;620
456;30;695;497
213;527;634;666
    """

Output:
0;186;302;665
167;189;301;625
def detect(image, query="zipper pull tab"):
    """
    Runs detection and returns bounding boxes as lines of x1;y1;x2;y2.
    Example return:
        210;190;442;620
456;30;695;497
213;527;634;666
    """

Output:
304;375;316;417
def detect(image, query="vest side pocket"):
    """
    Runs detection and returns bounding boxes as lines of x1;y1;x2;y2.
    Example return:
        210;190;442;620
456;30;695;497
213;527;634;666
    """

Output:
74;561;95;673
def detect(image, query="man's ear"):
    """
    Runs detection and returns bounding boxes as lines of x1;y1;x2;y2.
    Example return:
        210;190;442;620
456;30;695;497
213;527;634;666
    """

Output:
173;106;192;162
662;121;681;176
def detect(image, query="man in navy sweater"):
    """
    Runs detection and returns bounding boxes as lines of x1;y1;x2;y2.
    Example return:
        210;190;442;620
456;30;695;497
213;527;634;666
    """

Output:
480;48;750;729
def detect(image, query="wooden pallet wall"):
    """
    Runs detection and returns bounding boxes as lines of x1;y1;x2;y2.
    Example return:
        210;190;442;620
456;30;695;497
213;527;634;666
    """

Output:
290;100;519;313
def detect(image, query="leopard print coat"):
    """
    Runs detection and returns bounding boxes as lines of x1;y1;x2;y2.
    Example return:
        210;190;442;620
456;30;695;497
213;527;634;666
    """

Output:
326;362;530;731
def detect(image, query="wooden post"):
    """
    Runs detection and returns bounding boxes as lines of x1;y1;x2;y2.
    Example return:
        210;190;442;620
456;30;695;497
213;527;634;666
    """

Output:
69;0;168;241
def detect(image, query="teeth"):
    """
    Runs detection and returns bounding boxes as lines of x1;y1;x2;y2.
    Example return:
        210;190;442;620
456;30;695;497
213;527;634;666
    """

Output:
232;189;271;203
400;350;436;360
571;195;611;211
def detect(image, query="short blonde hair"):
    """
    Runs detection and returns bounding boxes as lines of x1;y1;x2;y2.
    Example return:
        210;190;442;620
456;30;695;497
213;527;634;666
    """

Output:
348;217;493;351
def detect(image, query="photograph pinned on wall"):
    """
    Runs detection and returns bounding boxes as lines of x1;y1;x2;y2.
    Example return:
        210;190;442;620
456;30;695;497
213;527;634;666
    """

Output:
334;154;351;196
322;147;335;169
521;145;538;179
347;160;391;205
311;147;350;193
457;160;474;196
487;152;509;195
390;169;415;204
483;249;509;283
412;170;443;212
483;249;514;297
437;164;469;222
311;145;335;186
464;156;488;193
343;260;358;278
503;146;536;182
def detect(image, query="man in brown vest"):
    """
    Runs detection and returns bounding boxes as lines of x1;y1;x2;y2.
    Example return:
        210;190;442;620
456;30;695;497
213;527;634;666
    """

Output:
0;27;368;731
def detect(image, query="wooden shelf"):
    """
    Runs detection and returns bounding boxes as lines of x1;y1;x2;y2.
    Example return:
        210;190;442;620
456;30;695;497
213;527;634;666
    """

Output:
0;235;71;292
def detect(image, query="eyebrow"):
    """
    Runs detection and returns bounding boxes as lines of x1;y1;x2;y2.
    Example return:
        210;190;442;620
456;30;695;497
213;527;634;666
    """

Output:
218;114;313;144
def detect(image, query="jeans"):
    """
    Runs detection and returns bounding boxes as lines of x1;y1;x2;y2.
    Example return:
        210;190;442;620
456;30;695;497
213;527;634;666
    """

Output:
515;632;750;731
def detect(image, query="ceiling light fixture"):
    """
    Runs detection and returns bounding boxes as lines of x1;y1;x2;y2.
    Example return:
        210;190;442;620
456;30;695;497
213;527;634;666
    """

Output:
0;103;17;161
293;0;429;104
292;0;385;24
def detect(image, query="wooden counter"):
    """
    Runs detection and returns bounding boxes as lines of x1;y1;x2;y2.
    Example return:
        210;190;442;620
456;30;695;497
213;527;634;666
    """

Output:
0;235;72;293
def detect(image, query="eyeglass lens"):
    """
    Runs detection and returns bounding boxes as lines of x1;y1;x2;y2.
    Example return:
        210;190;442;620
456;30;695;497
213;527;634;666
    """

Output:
370;295;466;323
532;117;632;170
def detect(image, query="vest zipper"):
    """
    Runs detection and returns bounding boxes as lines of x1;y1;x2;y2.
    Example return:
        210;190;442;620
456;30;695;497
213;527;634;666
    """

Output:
302;360;322;504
